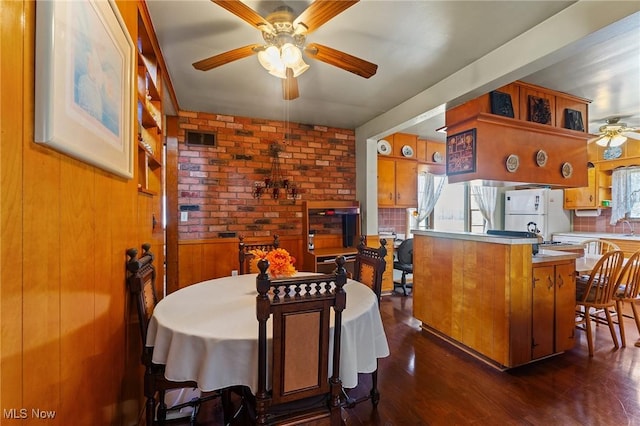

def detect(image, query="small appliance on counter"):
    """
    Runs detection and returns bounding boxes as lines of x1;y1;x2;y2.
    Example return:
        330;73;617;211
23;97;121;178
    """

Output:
504;188;570;242
487;229;540;255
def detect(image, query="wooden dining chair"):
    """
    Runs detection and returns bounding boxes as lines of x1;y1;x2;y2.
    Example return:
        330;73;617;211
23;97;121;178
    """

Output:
238;234;280;274
614;249;640;347
582;238;620;256
343;236;387;409
353;236;388;301
252;256;347;426
126;244;219;425
575;249;624;356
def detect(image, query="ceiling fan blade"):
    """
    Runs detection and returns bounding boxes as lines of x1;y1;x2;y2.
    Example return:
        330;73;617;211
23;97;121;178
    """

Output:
305;43;377;78
193;44;261;71
622;131;640;140
282;68;299;100
212;0;274;32
293;0;359;34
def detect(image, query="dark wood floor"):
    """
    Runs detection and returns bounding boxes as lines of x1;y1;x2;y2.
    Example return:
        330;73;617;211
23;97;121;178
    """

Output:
186;293;640;425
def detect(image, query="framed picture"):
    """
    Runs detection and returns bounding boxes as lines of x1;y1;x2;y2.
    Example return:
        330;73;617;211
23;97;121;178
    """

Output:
34;0;135;179
446;129;476;175
489;91;514;118
564;108;585;131
528;95;552;125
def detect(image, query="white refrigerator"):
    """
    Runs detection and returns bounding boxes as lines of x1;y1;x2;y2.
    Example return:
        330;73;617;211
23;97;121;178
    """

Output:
504;188;570;242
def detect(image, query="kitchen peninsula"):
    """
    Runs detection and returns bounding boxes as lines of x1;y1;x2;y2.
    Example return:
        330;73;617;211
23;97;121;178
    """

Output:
413;230;581;369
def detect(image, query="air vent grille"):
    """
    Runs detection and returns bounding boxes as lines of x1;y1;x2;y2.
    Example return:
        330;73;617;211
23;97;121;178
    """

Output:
186;131;216;147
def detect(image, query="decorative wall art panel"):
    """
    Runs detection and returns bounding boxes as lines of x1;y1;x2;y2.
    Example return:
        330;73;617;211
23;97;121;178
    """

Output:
528;95;552;125
446;129;476;175
490;91;515;118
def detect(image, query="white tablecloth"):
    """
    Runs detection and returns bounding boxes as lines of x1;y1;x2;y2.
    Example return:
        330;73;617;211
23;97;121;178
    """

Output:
146;274;390;393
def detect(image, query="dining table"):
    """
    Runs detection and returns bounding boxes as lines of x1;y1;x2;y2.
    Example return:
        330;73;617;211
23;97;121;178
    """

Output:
146;273;390;393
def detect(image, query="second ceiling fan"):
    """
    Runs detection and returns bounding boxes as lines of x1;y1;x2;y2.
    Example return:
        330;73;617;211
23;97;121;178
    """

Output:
192;0;378;100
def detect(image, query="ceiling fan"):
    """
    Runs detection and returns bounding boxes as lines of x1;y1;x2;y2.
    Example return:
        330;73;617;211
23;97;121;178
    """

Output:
192;0;378;100
589;117;640;147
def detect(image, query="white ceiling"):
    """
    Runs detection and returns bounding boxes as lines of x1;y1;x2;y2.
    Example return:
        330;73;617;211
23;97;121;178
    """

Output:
146;1;640;142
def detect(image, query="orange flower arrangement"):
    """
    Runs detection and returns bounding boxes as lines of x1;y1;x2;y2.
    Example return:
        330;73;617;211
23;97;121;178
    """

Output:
250;248;297;278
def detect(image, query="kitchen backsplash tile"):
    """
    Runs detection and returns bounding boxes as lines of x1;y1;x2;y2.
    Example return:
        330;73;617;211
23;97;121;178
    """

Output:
378;208;407;234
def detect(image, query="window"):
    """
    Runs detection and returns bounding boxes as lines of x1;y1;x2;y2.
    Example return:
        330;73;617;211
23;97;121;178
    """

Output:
432;182;489;232
433;182;466;231
612;166;640;221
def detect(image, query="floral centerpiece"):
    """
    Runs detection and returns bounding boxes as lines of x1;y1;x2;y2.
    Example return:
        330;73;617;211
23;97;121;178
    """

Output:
250;248;297;278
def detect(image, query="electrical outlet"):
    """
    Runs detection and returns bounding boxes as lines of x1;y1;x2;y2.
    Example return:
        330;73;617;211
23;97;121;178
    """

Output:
180;211;188;222
231;270;238;277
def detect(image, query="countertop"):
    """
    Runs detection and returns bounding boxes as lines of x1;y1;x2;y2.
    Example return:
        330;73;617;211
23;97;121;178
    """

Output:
532;248;582;264
413;229;538;245
553;232;640;241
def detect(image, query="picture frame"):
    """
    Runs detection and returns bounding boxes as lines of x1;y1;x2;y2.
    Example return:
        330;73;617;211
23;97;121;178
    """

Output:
489;91;514;118
34;0;135;179
564;108;585;131
446;128;477;175
528;95;552;125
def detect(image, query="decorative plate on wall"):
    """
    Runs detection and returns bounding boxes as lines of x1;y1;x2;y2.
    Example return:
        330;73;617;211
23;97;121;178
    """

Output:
506;154;519;172
536;150;548;167
377;139;391;155
603;146;622;160
432;151;443;163
401;145;414;157
561;162;573;178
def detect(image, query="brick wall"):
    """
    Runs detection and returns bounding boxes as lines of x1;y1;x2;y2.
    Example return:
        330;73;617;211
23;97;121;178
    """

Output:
177;111;356;240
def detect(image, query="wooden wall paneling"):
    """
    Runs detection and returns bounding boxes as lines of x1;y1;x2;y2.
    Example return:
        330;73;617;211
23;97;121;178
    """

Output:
178;243;204;288
58;157;96;424
1;0;27;411
21;2;64;415
166;116;180;294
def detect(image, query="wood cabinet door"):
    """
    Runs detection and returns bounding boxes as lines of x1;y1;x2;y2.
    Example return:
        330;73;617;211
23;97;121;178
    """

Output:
555;262;577;352
377;158;396;206
395;160;417;207
532;265;555;359
564;167;596;208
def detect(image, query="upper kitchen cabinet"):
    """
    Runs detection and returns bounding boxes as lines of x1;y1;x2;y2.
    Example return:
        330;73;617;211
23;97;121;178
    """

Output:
378;133;418;207
417;139;446;174
136;6;163;196
444;81;590;187
564;165;597;209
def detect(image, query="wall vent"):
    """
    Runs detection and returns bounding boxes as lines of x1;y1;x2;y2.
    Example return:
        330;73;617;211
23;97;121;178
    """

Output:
186;130;216;147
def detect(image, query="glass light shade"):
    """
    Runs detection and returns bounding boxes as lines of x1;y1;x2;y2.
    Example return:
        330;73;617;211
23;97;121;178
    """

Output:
609;134;627;147
268;67;287;79
595;136;611;147
280;43;301;66
257;46;282;71
290;57;310;77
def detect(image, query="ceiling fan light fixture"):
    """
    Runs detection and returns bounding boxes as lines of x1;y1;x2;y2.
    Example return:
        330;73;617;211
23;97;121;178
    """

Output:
280;43;301;65
595;136;611;147
257;46;281;71
609;134;627;147
290;58;310;77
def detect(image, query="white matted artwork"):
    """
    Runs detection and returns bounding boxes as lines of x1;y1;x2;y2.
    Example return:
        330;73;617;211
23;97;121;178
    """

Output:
34;0;135;179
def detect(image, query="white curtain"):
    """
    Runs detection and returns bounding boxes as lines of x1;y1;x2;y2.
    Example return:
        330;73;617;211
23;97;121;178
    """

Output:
470;185;498;232
610;166;640;224
416;172;445;226
610;168;628;225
